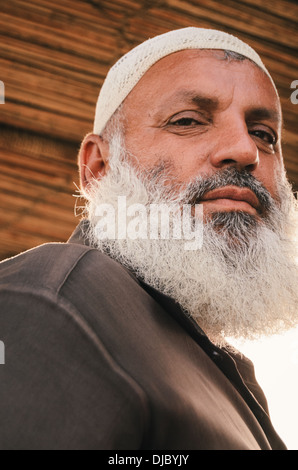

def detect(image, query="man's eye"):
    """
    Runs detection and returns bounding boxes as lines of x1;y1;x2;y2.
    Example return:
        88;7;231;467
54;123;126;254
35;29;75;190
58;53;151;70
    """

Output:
250;129;276;145
171;117;201;126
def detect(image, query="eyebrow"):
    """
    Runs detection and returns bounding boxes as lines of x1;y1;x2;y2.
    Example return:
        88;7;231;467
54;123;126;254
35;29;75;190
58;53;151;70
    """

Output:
166;90;282;126
245;107;282;126
170;90;219;112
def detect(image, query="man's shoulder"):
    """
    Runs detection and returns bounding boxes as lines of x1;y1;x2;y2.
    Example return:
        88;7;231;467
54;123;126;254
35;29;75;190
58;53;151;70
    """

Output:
0;241;132;296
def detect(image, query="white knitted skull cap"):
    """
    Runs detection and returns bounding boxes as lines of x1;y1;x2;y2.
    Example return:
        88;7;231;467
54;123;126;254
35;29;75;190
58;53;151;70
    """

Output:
93;27;276;135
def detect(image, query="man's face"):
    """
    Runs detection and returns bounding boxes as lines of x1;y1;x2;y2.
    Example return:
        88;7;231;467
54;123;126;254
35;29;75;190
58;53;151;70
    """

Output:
121;49;283;219
82;49;298;343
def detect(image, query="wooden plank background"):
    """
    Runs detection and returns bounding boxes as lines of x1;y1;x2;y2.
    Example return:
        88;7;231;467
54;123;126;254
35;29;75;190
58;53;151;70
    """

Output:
0;0;297;261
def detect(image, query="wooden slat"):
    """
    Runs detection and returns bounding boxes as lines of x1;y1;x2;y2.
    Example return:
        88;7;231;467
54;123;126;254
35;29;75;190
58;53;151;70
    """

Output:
233;0;298;23
164;0;297;49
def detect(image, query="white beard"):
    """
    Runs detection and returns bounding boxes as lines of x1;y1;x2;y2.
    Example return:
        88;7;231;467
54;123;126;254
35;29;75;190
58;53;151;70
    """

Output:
82;131;298;346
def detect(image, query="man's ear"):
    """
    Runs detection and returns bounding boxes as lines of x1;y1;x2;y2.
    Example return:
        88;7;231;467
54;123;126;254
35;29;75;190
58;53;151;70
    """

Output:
78;133;110;191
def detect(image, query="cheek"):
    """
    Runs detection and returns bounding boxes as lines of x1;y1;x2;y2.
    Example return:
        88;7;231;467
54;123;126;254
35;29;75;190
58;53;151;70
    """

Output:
169;151;211;183
125;134;209;180
124;136;159;169
255;160;283;200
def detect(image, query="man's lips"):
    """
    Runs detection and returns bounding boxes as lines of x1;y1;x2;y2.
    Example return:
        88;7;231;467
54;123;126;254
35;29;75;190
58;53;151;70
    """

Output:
199;186;261;213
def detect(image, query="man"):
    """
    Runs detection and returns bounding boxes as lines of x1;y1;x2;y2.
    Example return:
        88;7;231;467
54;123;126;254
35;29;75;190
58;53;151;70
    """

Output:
0;27;297;450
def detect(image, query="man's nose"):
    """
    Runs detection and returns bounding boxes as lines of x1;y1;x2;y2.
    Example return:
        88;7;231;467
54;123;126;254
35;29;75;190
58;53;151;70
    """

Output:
210;121;259;172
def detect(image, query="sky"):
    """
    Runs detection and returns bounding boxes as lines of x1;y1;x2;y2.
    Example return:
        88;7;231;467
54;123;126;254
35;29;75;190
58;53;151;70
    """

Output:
230;326;298;450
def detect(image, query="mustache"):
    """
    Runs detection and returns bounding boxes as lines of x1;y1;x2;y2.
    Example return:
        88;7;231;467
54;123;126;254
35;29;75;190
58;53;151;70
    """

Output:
185;167;274;214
